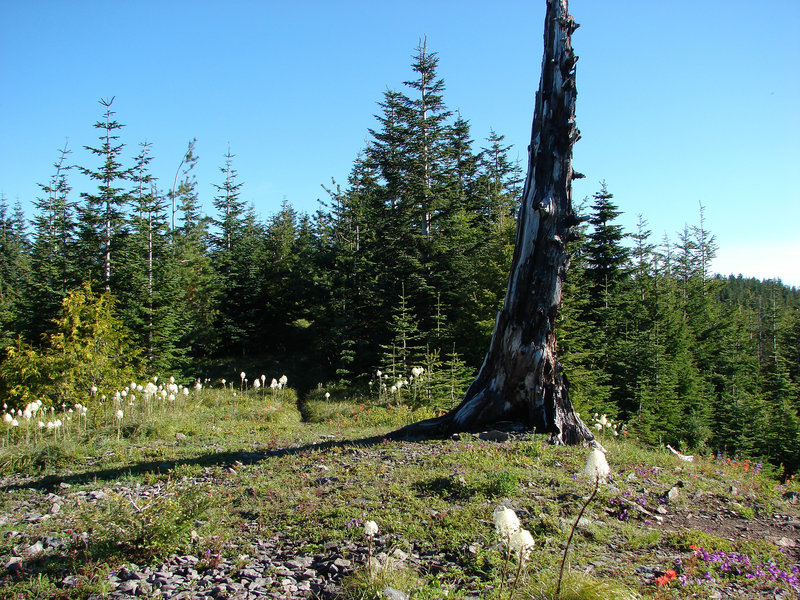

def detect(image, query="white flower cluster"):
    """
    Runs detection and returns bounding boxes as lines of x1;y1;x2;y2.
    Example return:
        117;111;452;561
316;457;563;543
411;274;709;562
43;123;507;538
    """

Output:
493;506;535;561
591;413;619;436
2;399;86;431
269;375;288;390
106;375;197;410
2;400;45;427
583;448;611;484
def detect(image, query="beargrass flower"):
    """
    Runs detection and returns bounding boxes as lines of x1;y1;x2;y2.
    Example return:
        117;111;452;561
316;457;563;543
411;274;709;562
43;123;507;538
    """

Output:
583;448;610;483
509;528;535;561
252;379;260;389
116;410;124;420
3;413;12;424
364;520;379;537
493;505;521;538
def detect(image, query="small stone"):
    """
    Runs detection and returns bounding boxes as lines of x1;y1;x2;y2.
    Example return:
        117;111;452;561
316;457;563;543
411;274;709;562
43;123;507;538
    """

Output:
333;558;351;568
137;580;153;595
479;430;509;442
117;580;138;594
382;587;410;600
238;568;261;579
391;548;409;562
5;557;23;575
667;486;679;502
21;540;44;557
286;556;313;570
50;503;62;515
119;567;141;581
175;432;186;440
776;536;796;548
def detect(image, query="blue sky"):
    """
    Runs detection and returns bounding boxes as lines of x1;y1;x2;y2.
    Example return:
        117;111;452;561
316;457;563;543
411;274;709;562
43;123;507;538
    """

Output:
2;0;798;285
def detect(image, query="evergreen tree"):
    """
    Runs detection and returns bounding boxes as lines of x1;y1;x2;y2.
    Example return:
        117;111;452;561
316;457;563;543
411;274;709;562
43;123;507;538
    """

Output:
170;142;219;357
0;196;31;348
210;147;256;352
119;142;186;372
27;142;79;339
580;184;629;415
211;146;247;256
379;284;424;379
557;202;609;415
76;97;131;290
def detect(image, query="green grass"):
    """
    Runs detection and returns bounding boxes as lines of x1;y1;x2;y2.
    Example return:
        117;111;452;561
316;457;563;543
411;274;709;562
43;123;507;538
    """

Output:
1;382;798;599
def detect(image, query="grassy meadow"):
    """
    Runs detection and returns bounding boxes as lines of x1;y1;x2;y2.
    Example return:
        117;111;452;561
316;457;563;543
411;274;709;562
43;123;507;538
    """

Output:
1;378;799;600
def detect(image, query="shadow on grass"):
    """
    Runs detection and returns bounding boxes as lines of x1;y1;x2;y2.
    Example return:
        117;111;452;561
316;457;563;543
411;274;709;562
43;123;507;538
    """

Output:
0;433;389;493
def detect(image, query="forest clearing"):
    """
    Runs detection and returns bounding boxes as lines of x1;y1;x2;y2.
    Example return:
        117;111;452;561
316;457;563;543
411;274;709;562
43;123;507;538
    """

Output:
2;0;799;597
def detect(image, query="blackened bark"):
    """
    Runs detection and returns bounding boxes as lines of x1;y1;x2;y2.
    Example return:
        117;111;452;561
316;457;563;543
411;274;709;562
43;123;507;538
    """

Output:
389;0;592;445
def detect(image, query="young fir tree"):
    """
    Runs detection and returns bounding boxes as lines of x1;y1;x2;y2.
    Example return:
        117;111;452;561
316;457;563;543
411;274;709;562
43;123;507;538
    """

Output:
120;142;186;373
170;141;219;357
210;147;256;352
27;142;79;339
379;284;425;380
556;201;608;415
211;146;247;258
318;157;384;382
581;184;629;416
0;196;31;348
76;97;131;291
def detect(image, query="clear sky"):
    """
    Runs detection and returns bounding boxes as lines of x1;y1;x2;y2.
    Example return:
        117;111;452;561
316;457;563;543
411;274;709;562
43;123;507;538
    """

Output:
2;0;798;286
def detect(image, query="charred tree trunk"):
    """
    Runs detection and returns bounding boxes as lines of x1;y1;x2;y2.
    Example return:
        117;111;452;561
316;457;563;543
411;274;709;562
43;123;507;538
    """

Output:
389;0;592;445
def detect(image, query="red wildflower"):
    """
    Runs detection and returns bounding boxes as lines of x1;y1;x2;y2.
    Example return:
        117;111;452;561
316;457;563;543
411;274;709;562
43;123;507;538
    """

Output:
655;569;677;586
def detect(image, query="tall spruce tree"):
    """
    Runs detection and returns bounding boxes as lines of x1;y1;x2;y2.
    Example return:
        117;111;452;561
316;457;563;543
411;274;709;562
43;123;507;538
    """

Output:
582;184;629;416
0;196;31;348
170;142;219;356
76;97;131;290
120;142;185;372
27;142;79;338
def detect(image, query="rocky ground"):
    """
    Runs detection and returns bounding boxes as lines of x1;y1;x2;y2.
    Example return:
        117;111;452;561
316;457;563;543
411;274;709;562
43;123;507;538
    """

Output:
2;433;800;599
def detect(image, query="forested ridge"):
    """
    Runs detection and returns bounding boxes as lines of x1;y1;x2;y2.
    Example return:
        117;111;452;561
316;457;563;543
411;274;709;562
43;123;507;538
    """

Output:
1;42;799;473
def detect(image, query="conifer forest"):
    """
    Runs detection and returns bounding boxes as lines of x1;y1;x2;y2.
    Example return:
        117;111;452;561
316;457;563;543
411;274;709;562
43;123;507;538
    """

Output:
1;42;799;475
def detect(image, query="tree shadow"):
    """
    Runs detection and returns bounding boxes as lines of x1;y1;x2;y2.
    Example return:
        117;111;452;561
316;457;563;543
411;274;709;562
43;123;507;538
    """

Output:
0;433;388;494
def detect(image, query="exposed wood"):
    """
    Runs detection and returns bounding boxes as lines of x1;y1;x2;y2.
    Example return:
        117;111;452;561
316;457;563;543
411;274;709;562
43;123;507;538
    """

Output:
389;0;592;445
